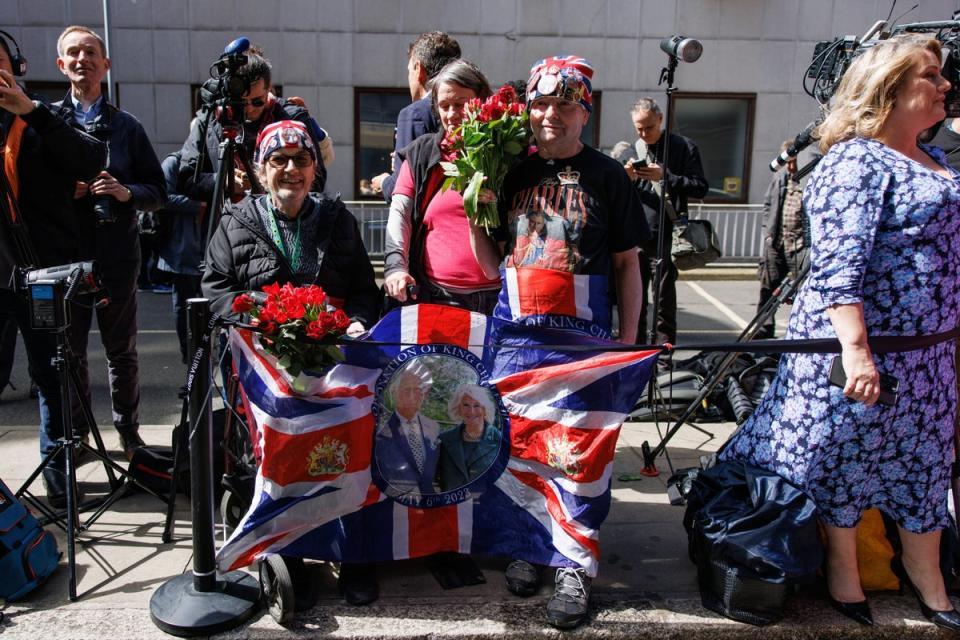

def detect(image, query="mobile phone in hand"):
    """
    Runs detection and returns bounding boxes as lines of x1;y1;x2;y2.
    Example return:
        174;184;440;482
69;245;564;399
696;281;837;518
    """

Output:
631;158;648;169
828;356;899;406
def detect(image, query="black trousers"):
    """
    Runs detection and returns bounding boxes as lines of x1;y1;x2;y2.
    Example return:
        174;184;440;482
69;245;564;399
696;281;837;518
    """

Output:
637;227;677;345
756;239;809;339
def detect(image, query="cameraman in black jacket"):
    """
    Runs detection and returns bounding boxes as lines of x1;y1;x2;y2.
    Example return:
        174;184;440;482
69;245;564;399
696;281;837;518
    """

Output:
0;32;106;506
178;46;334;204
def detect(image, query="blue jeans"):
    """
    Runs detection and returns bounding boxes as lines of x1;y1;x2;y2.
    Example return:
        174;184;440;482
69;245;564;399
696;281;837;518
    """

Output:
0;290;72;489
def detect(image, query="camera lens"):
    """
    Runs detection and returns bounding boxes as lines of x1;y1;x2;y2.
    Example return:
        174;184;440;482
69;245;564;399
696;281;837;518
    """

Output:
93;196;115;226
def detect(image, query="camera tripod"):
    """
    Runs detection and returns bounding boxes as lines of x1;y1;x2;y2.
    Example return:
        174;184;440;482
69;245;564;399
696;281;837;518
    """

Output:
639;151;821;476
638;258;810;477
195;101;263;252
14;274;169;601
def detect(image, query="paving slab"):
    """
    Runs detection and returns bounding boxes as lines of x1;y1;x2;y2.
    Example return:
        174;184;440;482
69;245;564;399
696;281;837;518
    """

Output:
0;419;954;639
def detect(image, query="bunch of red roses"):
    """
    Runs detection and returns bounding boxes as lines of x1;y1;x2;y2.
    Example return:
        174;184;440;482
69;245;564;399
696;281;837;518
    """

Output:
441;84;530;230
232;282;350;377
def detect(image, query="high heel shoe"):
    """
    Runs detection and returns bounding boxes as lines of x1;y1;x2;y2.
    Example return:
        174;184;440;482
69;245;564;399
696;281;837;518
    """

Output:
823;561;873;625
891;555;960;631
828;595;874;626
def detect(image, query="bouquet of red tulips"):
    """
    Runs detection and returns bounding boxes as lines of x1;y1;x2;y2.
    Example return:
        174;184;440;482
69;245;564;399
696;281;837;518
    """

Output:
441;84;530;231
232;283;350;377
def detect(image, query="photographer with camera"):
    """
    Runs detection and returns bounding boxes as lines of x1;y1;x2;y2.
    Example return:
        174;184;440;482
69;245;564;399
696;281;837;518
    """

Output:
178;45;334;204
51;26;165;461
0;30;107;505
623;98;707;349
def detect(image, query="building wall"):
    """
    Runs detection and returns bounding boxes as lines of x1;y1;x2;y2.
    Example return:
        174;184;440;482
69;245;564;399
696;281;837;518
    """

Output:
9;0;958;202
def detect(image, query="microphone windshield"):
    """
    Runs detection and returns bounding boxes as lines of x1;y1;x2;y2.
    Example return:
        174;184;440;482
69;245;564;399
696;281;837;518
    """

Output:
224;37;251;55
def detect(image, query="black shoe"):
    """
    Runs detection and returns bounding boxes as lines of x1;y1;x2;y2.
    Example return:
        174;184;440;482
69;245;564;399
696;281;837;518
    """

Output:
828;595;873;626
119;430;146;462
546;567;591;629
74;433;94;466
892;555;960;631
505;559;540;596
42;469;85;510
338;563;379;606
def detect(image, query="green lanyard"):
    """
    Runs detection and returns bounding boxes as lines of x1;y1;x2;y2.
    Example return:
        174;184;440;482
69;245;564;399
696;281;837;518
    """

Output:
265;199;302;271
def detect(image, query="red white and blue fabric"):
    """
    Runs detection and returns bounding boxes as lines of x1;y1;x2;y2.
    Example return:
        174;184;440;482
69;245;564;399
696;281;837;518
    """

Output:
494;266;613;338
254;119;316;164
527;55;594;112
216;304;656;577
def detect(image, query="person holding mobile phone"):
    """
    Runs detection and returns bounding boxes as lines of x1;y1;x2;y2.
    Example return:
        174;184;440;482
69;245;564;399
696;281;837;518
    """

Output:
721;35;960;630
623;98;708;350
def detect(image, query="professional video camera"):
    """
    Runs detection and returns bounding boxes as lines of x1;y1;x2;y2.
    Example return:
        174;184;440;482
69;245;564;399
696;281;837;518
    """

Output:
197;37;252;125
771;9;960;171
18;261;108;331
805;14;960;114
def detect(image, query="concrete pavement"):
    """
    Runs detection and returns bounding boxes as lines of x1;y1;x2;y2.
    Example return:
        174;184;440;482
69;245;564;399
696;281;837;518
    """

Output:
0;283;953;638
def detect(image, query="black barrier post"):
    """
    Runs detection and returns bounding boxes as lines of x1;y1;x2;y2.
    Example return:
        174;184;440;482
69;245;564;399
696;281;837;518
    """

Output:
150;299;260;637
189;298;216;591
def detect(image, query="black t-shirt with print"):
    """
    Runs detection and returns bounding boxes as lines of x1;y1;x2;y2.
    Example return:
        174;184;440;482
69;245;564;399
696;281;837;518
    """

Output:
495;145;649;276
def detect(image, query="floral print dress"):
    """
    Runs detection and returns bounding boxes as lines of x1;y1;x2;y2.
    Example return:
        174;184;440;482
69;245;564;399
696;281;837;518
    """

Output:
721;137;960;533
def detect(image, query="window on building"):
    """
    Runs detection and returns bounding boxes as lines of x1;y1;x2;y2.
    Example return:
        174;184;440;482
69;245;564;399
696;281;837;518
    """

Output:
354;88;410;200
353;88;603;200
669;92;755;203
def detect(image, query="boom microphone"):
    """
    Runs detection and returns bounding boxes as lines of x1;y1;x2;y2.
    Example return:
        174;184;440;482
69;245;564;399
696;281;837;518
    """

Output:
660;36;703;63
769;121;818;172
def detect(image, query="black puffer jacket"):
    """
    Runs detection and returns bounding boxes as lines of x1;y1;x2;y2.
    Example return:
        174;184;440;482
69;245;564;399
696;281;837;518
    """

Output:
201;194;379;326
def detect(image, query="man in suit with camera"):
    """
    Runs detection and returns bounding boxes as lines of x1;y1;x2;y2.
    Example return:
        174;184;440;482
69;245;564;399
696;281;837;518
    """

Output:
51;25;165;461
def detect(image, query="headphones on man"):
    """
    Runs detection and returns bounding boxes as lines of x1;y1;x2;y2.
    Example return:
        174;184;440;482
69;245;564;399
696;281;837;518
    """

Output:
0;29;27;77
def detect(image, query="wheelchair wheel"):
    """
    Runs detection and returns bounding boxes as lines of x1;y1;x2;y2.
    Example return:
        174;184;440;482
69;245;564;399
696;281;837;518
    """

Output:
220;489;246;532
259;555;295;625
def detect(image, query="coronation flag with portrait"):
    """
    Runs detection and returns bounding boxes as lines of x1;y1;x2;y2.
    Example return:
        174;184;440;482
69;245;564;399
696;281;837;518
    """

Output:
216;303;657;577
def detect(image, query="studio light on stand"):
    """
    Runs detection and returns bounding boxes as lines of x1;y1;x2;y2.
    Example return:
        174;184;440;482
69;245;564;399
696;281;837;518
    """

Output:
640;35;703;478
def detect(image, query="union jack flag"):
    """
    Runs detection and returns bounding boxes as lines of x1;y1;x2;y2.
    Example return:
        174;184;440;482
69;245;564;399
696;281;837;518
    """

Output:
495;267;613;335
217;304;656;577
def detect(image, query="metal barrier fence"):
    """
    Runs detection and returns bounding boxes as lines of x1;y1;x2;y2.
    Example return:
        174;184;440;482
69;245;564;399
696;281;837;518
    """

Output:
344;201;764;263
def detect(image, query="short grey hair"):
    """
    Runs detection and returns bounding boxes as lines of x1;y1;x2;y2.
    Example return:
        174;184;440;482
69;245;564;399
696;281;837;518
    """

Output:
446;383;496;423
430;59;492;109
631;98;662;117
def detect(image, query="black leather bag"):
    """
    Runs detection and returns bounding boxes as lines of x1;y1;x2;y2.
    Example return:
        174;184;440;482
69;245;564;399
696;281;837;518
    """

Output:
683;460;822;625
672;219;722;270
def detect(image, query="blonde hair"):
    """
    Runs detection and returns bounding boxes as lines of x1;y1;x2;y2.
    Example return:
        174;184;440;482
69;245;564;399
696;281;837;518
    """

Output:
816;34;941;152
57;26;107;57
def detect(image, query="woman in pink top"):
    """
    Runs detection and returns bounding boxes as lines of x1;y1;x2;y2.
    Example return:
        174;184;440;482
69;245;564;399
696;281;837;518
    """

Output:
383;60;501;313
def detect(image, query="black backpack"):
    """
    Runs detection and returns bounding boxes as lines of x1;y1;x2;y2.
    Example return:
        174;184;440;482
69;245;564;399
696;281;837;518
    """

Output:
0;477;60;601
